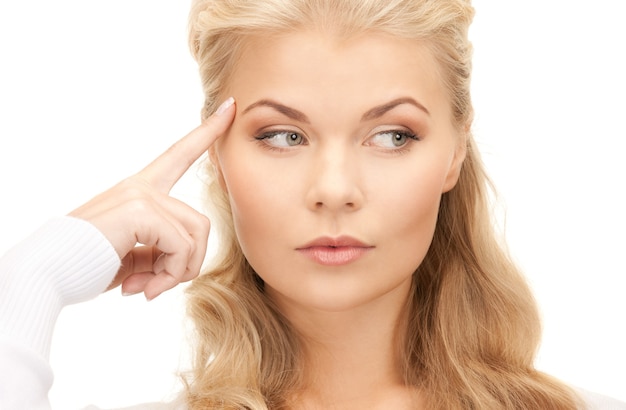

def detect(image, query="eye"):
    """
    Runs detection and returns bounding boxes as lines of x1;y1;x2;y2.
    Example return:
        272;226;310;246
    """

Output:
367;130;420;149
255;130;307;148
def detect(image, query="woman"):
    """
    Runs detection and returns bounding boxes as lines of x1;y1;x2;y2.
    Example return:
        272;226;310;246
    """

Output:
1;0;624;409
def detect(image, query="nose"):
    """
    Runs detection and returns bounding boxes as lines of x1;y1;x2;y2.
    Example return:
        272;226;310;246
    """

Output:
305;143;364;213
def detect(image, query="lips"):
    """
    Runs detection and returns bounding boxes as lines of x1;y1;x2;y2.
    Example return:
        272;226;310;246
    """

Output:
296;236;374;266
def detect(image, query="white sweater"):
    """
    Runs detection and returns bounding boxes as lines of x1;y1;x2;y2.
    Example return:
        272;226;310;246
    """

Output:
0;217;624;410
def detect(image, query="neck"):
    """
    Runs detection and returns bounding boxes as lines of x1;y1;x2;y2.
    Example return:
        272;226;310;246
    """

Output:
274;278;421;409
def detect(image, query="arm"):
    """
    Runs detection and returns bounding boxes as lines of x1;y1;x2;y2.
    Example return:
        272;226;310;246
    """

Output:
0;217;119;410
0;98;236;409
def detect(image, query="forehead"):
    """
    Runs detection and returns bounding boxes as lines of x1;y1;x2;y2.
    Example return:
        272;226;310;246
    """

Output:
225;30;451;121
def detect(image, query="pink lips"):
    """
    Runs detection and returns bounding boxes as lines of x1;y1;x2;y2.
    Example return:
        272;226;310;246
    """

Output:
296;236;374;266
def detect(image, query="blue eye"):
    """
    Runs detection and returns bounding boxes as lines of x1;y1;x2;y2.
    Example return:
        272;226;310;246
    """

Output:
255;130;306;148
368;130;419;149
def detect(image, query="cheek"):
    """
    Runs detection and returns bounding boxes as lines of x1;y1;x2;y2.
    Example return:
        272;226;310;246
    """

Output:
218;148;295;263
364;152;452;271
376;168;444;257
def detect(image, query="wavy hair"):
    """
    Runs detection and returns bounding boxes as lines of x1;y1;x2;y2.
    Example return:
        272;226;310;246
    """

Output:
184;1;582;408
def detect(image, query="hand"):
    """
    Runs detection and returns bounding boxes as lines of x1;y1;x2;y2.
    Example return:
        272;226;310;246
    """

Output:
69;97;236;300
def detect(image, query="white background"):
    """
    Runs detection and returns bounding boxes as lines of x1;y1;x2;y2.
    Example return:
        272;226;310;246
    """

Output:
0;1;624;408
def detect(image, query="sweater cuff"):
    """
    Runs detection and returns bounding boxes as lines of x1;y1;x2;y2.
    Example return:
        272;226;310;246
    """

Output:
0;216;120;358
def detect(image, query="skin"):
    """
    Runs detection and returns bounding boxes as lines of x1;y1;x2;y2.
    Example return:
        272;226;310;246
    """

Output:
71;30;466;410
215;31;466;408
70;97;236;300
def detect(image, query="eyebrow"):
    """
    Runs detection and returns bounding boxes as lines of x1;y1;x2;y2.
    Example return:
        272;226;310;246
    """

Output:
242;96;429;123
243;99;310;123
361;97;430;120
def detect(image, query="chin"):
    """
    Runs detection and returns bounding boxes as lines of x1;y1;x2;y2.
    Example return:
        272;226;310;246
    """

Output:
268;278;413;315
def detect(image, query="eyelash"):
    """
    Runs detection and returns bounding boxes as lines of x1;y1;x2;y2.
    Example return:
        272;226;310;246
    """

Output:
369;129;421;155
253;129;422;154
254;130;307;152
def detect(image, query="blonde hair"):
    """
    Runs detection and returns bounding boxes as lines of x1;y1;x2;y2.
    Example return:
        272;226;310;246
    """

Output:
185;1;582;408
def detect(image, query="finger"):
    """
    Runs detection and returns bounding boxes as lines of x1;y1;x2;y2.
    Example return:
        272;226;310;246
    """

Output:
147;243;195;299
96;192;209;298
121;272;155;296
142;196;209;292
140;97;236;193
108;245;162;290
152;194;211;281
126;202;196;283
143;270;181;301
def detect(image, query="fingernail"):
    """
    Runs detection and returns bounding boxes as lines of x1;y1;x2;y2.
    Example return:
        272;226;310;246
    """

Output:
215;97;235;116
122;290;139;297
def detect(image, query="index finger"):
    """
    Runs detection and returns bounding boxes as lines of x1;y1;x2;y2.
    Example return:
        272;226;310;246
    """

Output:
139;97;235;192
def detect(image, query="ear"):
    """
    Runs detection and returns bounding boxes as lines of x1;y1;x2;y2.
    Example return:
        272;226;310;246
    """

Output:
442;127;468;193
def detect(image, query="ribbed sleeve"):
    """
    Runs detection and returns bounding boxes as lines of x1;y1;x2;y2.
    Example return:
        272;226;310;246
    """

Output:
0;216;120;409
0;216;120;358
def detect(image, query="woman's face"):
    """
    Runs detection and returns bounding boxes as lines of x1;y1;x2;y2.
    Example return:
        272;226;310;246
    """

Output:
216;31;465;314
